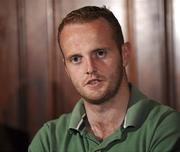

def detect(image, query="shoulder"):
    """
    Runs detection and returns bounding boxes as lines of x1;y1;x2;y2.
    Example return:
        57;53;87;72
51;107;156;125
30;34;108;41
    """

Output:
141;99;180;130
28;113;72;152
145;101;180;151
42;113;73;137
45;113;72;131
148;101;180;126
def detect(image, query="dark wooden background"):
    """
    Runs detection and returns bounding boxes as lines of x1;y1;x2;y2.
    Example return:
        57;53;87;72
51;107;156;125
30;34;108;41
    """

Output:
0;0;180;139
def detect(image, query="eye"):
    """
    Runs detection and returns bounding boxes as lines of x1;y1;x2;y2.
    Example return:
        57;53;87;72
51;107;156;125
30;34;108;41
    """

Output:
96;49;107;59
70;55;82;64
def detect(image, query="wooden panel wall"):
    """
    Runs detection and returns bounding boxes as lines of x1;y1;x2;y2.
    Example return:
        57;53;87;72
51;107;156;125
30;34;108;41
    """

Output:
24;0;53;136
0;0;179;139
0;0;20;128
172;0;180;111
131;0;167;103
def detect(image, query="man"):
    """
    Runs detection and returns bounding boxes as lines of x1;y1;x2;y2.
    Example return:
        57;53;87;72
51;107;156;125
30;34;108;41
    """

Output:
28;6;180;152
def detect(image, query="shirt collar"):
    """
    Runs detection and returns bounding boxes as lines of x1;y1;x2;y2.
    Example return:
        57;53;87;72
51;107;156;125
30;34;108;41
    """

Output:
68;83;155;131
68;99;86;131
123;84;156;128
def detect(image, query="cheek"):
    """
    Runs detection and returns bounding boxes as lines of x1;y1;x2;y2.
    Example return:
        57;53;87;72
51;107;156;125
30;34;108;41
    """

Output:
106;58;123;76
104;57;121;70
66;66;83;82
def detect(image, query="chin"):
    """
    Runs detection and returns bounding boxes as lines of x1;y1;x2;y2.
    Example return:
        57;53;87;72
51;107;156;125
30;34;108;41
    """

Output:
83;95;111;105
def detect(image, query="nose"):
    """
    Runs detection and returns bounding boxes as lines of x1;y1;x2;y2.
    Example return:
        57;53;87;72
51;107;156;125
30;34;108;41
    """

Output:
85;57;97;75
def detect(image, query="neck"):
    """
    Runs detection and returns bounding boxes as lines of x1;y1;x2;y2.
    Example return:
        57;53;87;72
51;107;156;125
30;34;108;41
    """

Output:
84;79;130;140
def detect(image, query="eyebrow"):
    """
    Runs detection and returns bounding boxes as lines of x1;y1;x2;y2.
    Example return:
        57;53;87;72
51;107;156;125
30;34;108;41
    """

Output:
91;47;108;53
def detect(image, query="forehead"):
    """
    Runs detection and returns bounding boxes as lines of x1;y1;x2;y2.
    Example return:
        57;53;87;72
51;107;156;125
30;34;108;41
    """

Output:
60;17;114;40
59;18;115;54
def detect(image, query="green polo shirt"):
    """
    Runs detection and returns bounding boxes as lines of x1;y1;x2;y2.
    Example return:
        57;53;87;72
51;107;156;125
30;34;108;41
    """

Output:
28;84;180;152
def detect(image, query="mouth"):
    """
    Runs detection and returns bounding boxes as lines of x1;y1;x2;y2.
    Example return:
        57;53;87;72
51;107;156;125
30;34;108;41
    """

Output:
87;79;102;85
84;78;105;89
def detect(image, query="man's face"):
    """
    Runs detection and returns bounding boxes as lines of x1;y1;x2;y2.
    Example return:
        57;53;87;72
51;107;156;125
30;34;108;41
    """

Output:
60;18;125;104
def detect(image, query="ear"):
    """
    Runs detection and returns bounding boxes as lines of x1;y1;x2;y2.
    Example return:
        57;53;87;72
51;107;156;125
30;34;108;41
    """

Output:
121;42;131;67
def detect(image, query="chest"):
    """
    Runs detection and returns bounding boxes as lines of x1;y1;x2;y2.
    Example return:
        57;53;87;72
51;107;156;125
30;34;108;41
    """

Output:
57;128;152;152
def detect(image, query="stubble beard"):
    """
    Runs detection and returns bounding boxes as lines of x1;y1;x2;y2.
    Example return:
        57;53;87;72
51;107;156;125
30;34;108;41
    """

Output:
77;64;125;105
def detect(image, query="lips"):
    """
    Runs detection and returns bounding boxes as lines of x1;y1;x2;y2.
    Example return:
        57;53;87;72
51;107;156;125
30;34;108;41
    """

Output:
83;75;105;88
84;78;105;90
87;79;101;85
